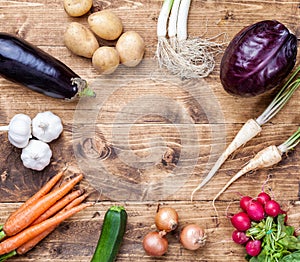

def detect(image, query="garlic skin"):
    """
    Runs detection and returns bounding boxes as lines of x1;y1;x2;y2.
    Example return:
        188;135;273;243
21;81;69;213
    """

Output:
32;111;63;143
21;140;52;171
8;114;32;148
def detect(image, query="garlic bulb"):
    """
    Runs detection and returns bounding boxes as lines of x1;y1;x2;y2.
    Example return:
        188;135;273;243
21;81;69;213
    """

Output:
21;139;52;171
32;111;63;143
0;113;32;148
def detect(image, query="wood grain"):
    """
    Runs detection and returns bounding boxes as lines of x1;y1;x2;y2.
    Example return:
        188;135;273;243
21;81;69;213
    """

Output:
0;0;299;261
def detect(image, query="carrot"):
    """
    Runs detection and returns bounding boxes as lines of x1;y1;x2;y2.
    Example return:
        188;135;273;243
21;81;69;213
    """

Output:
0;202;92;256
191;67;300;200
7;169;65;220
3;173;83;237
212;127;300;209
31;189;85;226
16;192;90;255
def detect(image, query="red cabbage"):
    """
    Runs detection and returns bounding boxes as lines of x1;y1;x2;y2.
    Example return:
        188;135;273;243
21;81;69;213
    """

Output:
220;20;297;97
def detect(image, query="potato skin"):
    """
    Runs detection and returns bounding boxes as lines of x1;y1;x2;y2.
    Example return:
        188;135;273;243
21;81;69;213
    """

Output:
92;46;120;74
64;22;99;58
63;0;93;17
116;31;145;67
88;10;123;41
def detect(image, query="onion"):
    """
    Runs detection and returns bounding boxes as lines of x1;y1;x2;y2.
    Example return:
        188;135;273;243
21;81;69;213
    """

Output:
180;224;206;250
155;207;178;232
142;231;168;256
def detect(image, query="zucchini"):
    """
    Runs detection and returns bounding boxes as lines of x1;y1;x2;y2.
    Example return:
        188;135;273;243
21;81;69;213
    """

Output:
91;206;127;262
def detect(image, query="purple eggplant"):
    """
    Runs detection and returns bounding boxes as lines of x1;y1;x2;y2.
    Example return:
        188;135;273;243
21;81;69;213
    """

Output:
220;20;297;97
0;32;94;99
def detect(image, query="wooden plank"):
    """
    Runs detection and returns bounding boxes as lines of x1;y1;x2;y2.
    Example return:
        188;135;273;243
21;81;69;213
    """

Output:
0;0;299;261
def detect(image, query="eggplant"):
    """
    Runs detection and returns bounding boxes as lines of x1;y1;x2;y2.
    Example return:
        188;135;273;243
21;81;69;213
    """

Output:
0;32;94;99
220;20;297;97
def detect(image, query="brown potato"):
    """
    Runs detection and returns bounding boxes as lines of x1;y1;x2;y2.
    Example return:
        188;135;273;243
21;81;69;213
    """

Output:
116;31;145;67
88;10;123;41
92;46;120;74
64;22;99;58
63;0;93;17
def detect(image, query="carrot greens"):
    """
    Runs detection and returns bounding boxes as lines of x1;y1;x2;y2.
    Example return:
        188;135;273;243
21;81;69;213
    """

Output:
191;66;300;200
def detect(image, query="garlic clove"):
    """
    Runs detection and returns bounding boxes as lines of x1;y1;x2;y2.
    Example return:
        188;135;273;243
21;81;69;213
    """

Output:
32;111;63;143
21;139;52;171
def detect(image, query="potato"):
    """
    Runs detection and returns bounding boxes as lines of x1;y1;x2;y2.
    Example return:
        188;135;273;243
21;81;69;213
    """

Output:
88;10;123;41
63;0;93;17
64;22;99;58
116;31;145;67
92;46;120;74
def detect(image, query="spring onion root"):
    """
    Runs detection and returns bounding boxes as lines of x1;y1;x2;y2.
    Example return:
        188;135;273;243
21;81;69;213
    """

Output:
191;66;300;200
156;0;225;79
212;127;300;211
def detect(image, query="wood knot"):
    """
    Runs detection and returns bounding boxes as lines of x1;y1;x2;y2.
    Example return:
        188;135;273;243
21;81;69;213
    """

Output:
162;147;178;166
81;136;111;160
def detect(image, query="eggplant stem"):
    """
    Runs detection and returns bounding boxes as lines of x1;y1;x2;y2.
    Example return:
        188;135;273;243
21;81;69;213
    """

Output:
72;78;95;98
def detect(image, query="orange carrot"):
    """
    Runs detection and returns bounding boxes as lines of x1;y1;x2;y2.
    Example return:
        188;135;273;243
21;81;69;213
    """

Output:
16;192;90;255
7;169;65;220
3;173;83;236
63;192;90;210
31;189;85;226
0;202;92;256
16;225;57;255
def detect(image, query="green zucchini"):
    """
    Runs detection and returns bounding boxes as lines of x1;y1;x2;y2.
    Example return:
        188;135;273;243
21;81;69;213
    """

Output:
91;206;127;262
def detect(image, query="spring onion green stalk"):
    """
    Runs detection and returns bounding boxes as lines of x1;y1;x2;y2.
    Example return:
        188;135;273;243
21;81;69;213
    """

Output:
212;127;300;207
168;0;181;47
191;66;300;200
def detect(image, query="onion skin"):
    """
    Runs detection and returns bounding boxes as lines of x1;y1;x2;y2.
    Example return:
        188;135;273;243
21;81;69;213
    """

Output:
220;20;297;97
0;32;88;99
155;207;178;232
142;231;168;257
179;224;206;251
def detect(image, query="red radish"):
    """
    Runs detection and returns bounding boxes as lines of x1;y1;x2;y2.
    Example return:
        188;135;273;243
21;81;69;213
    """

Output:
240;196;252;212
230;212;251;231
264;200;281;217
257;192;271;205
246;201;265;221
245;239;262;256
232;230;249;245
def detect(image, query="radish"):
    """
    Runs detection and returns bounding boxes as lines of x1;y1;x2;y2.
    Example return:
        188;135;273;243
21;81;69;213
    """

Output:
264;200;281;217
230;212;251;231
257;192;271;206
246;201;265;221
232;230;249;245
240;196;252;212
245;240;262;256
191;68;300;200
212;127;300;207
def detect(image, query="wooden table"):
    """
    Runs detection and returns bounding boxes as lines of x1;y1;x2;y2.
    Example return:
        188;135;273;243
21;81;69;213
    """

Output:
0;0;299;261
